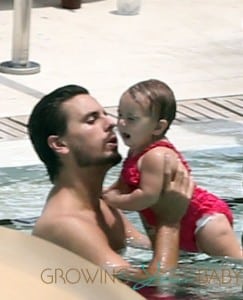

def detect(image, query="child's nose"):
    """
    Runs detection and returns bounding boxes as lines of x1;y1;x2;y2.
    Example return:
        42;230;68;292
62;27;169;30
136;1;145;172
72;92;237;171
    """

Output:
118;118;126;127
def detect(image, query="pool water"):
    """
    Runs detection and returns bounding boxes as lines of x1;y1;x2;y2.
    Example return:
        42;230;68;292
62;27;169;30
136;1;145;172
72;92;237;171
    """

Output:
0;146;243;299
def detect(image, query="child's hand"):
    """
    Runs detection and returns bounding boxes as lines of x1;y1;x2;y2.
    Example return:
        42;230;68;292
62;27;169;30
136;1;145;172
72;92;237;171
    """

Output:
102;189;120;207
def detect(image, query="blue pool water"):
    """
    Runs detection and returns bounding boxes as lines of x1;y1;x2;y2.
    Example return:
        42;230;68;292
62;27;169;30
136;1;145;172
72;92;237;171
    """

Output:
0;146;242;299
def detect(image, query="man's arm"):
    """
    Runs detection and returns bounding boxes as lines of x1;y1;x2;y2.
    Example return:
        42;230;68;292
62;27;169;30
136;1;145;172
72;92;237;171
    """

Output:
148;223;180;274
148;156;194;273
117;209;151;249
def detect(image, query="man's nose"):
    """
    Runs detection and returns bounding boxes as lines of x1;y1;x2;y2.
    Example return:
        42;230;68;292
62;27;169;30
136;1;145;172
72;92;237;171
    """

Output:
105;114;117;129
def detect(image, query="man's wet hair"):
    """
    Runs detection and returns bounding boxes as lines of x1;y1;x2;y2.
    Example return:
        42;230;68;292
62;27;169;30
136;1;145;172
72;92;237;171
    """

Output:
28;85;89;182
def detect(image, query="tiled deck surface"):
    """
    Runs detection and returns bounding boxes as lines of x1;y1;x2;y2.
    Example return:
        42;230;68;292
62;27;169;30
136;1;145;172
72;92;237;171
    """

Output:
1;0;243;157
1;94;243;141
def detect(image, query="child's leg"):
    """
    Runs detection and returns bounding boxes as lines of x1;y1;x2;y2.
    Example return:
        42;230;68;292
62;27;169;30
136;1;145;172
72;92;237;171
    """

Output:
195;213;242;258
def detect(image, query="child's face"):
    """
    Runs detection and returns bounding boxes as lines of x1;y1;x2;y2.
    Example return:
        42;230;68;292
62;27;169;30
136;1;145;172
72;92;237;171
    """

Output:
117;92;158;151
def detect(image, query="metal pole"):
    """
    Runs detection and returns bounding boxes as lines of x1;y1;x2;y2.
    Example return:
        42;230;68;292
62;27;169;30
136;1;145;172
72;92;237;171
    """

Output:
0;0;40;75
12;0;31;65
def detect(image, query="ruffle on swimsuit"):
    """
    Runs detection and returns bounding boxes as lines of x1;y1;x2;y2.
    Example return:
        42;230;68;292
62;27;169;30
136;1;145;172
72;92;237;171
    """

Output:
121;140;233;252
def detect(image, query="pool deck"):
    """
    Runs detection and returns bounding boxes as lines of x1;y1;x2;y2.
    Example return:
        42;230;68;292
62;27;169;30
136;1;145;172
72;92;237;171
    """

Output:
1;0;243;167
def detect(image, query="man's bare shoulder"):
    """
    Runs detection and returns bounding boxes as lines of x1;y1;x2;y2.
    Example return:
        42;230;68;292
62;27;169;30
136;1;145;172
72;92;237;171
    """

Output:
32;206;128;266
33;212;100;244
33;213;108;258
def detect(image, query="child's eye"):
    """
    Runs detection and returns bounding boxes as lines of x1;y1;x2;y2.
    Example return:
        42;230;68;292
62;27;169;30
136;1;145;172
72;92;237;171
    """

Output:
127;117;136;121
117;114;137;122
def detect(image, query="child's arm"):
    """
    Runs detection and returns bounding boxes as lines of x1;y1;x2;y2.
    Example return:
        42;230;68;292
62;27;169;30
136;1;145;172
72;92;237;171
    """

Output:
103;147;178;211
103;177;121;194
103;175;131;198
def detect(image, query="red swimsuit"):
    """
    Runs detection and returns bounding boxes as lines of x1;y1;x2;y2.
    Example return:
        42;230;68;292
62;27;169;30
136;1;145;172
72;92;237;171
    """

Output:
121;140;233;252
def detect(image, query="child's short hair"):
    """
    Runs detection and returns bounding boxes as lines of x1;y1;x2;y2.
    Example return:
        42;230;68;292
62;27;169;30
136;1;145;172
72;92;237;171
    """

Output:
125;79;176;133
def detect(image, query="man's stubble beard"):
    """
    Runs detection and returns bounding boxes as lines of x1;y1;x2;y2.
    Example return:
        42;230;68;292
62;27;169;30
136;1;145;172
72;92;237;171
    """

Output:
73;147;122;168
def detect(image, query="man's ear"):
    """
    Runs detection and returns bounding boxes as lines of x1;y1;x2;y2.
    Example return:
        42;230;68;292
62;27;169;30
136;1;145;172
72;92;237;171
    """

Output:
47;135;69;154
153;119;168;136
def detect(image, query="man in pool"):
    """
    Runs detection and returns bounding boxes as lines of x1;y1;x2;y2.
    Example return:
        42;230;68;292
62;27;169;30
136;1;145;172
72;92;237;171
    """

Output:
28;84;193;280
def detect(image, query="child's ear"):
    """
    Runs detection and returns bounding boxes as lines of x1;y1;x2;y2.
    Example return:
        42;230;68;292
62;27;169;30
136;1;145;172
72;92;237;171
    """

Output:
153;119;168;136
47;135;69;154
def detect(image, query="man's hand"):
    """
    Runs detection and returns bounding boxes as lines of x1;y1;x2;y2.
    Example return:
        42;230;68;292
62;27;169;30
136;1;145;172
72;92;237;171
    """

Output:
163;155;194;199
153;154;194;224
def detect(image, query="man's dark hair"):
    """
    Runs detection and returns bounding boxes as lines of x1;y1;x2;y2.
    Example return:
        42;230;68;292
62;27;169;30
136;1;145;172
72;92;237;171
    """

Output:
28;85;89;183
